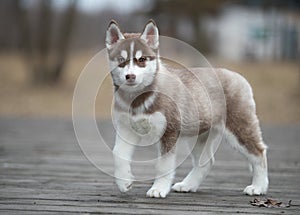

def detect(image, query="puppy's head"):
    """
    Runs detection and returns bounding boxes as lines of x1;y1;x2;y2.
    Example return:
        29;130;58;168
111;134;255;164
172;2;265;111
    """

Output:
106;20;159;91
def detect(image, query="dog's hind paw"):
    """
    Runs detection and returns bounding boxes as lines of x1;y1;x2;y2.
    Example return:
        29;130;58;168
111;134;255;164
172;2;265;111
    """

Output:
243;184;267;196
172;182;198;193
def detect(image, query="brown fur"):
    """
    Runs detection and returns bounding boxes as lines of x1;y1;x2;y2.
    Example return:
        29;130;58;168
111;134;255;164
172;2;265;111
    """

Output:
149;93;181;154
124;33;141;39
219;71;265;156
108;37;157;62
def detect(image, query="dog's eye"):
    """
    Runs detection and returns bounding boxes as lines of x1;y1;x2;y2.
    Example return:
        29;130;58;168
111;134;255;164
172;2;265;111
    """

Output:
138;57;146;63
118;57;125;63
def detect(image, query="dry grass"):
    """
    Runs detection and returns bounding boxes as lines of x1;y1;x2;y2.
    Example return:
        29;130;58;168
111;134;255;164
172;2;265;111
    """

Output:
0;52;299;123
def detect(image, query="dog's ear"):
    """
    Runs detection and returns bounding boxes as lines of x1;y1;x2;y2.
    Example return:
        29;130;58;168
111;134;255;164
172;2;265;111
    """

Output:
106;20;125;50
140;19;159;50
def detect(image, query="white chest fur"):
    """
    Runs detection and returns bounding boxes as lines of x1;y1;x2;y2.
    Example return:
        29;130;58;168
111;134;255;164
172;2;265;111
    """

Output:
114;111;167;146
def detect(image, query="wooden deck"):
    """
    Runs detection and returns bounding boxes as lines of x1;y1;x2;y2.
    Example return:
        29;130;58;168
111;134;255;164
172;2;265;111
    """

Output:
0;117;299;214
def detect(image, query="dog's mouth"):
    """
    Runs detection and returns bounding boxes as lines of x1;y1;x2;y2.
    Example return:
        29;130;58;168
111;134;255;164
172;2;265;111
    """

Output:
125;82;137;86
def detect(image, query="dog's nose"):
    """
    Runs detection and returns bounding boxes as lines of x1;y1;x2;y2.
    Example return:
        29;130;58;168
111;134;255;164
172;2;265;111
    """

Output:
125;74;136;81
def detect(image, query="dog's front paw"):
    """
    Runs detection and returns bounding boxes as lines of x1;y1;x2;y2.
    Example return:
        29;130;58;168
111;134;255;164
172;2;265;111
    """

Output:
116;178;133;193
243;184;267;196
146;186;170;198
172;182;198;192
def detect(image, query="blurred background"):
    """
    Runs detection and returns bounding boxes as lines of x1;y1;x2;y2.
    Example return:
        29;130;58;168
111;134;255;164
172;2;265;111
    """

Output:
0;0;299;123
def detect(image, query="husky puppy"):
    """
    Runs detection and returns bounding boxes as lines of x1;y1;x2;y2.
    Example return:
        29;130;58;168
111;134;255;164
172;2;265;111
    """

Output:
105;20;268;198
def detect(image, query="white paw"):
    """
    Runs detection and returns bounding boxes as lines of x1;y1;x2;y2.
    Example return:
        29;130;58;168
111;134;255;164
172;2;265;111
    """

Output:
172;182;198;192
146;187;170;198
243;184;267;196
116;179;133;193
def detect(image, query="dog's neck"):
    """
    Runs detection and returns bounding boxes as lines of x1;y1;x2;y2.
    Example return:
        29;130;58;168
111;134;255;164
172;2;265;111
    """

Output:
114;87;157;115
113;72;158;114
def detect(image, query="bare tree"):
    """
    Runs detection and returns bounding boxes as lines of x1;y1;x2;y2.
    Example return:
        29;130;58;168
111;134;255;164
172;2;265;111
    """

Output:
13;0;77;84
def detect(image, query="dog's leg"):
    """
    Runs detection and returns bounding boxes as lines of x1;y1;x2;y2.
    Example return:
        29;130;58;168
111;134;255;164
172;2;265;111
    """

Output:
146;148;176;198
113;125;139;193
243;148;268;195
226;130;268;195
226;118;268;195
172;130;217;192
146;129;177;198
225;80;269;195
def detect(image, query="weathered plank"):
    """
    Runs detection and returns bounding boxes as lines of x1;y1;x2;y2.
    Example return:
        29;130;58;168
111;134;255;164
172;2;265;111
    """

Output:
0;117;299;214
